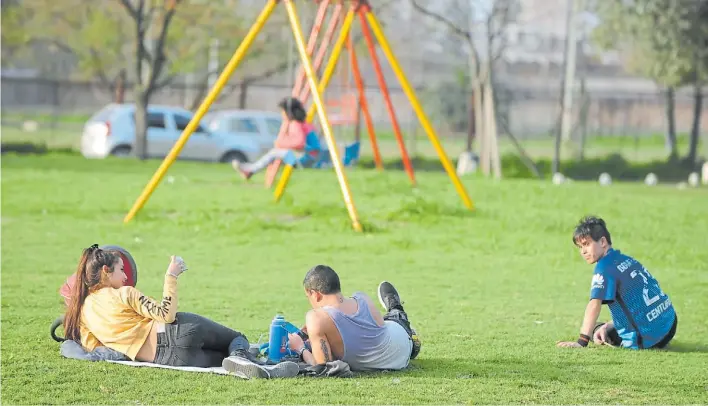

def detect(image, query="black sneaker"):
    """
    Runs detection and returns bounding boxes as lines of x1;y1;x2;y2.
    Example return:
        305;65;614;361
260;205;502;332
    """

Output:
378;281;403;312
222;355;300;380
228;336;262;364
229;348;261;365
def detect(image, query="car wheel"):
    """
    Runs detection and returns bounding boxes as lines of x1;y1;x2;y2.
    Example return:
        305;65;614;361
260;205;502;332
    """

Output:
221;151;248;164
111;146;132;157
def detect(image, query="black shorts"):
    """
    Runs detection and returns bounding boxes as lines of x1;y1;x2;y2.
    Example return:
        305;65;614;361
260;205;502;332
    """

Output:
598;315;678;349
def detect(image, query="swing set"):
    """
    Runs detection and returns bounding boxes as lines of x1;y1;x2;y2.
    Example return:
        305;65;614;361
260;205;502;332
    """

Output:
264;0;414;189
123;0;475;232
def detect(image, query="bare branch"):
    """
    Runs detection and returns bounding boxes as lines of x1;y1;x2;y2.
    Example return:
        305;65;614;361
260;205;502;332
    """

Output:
88;48;114;89
147;1;180;93
153;73;178;91
409;0;471;42
29;38;75;55
242;58;296;85
118;0;138;20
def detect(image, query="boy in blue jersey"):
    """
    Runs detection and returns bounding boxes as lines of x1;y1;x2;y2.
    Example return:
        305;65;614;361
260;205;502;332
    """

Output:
557;216;678;349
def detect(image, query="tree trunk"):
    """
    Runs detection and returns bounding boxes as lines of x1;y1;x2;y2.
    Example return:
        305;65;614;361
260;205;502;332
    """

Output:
134;90;149;160
686;81;703;164
238;81;250;109
466;91;475;152
486;75;501;179
466;32;481;154
577;76;589;161
115;69;127;103
665;86;678;161
479;82;490;176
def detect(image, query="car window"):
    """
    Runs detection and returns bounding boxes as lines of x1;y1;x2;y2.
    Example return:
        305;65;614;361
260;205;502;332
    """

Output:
147;113;166;129
229;118;260;134
130;112;166;129
174;114;207;133
266;118;283;135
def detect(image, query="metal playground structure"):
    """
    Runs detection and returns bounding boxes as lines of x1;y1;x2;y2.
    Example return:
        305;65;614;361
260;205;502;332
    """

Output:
123;0;475;232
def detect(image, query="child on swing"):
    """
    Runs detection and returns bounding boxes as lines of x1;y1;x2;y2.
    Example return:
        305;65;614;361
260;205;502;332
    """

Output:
232;97;314;180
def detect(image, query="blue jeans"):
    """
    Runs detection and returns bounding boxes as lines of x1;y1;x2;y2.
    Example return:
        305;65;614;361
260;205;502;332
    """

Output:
241;148;290;173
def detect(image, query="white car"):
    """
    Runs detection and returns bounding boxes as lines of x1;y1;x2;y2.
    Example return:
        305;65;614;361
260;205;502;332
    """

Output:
80;104;264;163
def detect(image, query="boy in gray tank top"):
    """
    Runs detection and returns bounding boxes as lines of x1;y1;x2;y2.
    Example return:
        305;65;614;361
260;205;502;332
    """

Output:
287;265;421;372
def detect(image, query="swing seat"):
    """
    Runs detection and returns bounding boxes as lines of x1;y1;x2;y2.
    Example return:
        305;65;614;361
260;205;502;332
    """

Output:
265;131;321;186
308;140;360;169
343;141;361;166
276;132;360;175
296;133;360;169
301;131;329;168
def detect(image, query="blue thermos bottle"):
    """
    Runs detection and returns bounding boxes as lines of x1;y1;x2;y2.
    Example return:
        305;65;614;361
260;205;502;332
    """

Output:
268;315;289;362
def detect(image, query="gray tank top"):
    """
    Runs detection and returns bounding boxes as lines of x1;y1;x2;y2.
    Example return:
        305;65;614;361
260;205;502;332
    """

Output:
323;293;398;370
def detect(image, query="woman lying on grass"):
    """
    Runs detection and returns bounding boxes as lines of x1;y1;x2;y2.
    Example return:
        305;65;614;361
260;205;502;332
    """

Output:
63;244;298;379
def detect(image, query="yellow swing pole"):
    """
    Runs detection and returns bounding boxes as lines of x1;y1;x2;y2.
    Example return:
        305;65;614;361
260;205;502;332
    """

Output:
273;5;356;202
363;7;475;211
282;0;362;232
123;0;279;223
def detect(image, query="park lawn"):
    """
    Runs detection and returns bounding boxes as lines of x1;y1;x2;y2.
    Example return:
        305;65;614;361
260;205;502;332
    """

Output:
1;153;707;405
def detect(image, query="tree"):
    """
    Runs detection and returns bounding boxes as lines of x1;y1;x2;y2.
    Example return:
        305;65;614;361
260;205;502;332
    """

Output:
2;0;294;158
117;0;205;159
683;0;708;164
1;0;30;64
592;0;701;162
410;0;533;179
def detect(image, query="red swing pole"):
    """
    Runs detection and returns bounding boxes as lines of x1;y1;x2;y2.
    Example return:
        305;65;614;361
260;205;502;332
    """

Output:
347;33;383;170
293;0;331;95
358;8;416;185
265;0;331;188
299;2;344;102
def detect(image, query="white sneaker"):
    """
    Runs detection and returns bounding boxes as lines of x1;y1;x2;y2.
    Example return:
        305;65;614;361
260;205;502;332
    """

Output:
222;356;299;379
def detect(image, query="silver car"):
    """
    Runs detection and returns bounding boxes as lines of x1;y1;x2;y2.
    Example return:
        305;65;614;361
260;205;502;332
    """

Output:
80;103;265;163
202;109;284;152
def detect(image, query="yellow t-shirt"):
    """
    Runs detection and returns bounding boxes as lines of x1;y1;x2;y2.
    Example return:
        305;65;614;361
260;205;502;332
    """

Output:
79;273;178;360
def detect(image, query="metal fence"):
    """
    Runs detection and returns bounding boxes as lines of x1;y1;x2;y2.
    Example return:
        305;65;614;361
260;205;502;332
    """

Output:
2;67;704;164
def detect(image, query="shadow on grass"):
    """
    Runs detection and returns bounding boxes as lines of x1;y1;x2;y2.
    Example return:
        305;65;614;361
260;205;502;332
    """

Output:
1;142;74;155
367;353;707;389
359;153;705;182
662;340;708;354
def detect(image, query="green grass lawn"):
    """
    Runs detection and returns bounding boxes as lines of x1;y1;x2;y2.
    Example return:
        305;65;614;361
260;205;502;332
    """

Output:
2;153;707;404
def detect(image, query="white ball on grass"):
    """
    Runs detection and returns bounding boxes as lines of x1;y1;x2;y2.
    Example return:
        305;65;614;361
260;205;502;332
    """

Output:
552;172;565;185
644;173;658;186
599;172;612;186
167;175;175;184
688;172;699;187
22;121;39;132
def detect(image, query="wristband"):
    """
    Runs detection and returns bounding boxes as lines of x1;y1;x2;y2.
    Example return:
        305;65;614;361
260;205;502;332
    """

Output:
577;334;591;347
298;347;308;360
167;271;180;278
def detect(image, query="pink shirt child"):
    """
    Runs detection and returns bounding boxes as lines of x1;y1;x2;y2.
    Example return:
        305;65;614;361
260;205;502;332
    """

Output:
277;121;315;151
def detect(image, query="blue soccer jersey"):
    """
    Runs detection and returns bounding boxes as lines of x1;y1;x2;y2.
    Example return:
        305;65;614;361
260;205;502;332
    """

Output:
589;248;676;349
